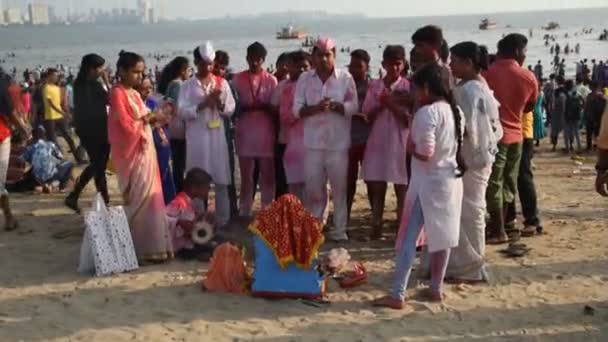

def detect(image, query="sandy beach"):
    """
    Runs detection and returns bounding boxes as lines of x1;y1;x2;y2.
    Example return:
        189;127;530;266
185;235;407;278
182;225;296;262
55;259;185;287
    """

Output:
1;139;607;342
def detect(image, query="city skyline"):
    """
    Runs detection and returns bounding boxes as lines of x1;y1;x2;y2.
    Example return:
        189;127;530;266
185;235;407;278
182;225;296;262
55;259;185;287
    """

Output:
1;0;607;20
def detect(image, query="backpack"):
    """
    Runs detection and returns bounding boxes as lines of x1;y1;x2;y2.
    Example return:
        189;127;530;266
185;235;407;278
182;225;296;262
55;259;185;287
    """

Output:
564;92;583;122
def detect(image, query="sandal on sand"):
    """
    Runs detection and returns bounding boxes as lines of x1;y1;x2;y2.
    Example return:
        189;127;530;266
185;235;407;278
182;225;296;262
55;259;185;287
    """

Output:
487;235;509;245
521;226;537;237
372;296;406;310
499;243;531;258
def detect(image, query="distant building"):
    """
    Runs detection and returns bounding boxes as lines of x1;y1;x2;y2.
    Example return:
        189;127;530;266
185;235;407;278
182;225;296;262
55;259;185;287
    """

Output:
0;3;4;26
4;7;23;25
28;3;50;26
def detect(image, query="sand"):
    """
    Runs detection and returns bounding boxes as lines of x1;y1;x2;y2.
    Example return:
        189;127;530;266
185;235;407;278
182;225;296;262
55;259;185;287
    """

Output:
1;141;608;342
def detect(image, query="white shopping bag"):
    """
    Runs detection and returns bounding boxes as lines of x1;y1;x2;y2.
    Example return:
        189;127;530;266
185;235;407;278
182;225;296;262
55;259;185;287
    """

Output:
78;193;139;276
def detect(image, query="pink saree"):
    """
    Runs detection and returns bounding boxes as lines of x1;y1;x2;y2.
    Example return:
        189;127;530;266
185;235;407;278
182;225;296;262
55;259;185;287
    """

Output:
108;84;173;261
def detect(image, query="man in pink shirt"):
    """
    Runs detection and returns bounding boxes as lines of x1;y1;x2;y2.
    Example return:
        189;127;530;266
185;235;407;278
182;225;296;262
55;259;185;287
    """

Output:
484;33;539;244
293;37;359;242
233;42;278;217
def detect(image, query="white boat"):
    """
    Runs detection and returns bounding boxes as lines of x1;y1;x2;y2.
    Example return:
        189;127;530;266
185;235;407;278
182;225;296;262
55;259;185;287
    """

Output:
479;18;497;30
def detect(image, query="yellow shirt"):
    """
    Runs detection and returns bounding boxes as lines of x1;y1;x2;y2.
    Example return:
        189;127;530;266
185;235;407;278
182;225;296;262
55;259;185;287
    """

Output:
522;111;533;140
598;102;608;150
43;84;63;120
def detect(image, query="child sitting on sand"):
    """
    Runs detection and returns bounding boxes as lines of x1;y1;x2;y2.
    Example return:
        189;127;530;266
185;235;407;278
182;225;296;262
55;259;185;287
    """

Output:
166;167;220;261
21;126;74;193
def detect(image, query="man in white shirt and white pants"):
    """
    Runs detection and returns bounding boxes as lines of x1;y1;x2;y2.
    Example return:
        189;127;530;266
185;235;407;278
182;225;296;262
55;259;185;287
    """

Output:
293;37;358;241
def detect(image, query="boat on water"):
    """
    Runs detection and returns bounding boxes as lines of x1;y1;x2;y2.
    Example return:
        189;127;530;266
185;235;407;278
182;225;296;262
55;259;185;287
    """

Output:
543;22;560;31
276;25;306;40
479;18;497;30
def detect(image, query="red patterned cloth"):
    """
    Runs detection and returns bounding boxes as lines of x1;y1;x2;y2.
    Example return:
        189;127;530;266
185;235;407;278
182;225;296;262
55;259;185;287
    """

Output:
249;194;324;270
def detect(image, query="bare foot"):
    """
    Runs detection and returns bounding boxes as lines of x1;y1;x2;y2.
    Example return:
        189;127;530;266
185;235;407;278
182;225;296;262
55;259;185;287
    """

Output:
487;233;509;245
420;288;444;303
372;296;406;310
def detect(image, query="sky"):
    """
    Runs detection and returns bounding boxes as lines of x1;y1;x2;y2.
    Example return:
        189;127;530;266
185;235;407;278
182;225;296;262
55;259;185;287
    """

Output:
10;0;608;19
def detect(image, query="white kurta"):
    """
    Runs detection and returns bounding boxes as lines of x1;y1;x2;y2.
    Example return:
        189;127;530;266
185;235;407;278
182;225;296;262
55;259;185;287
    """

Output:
178;76;236;185
396;101;463;253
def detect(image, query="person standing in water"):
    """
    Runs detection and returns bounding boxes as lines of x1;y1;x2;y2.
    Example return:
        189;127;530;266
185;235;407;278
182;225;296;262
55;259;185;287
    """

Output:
65;54;112;213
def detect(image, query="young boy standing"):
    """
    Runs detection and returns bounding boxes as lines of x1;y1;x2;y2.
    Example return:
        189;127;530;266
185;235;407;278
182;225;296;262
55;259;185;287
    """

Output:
233;42;278;217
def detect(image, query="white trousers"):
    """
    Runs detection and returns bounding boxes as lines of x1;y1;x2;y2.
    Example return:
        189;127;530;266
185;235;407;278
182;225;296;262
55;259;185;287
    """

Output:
0;137;10;196
446;165;492;281
304;149;348;240
213;184;230;227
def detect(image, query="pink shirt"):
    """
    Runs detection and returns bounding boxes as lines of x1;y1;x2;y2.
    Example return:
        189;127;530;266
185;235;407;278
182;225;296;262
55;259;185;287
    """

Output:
484;59;539;144
233;70;278;157
166;192;197;252
293;69;358;151
361;77;411;184
280;81;305;183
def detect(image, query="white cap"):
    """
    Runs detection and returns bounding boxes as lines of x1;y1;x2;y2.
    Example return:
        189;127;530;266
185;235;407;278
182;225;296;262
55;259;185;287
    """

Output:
196;41;215;63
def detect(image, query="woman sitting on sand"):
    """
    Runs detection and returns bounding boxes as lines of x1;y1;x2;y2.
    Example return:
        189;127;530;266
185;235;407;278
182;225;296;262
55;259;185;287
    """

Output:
373;63;465;309
108;51;173;263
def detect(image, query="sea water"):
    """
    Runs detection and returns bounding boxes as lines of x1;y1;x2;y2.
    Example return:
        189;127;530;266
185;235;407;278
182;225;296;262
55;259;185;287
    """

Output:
0;7;606;78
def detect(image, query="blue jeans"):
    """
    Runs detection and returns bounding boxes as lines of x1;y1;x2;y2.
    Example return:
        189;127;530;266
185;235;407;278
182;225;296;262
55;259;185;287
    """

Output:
390;196;451;301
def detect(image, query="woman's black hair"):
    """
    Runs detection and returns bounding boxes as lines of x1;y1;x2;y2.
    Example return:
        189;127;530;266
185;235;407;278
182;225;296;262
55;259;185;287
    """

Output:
497;33;528;59
215;50;230;66
247;41;268;59
184;167;212;189
276;52;290;67
413;63;467;177
350;49;371;65
75;54;105;86
157;56;189;95
382;45;406;62
411;25;444;46
116;50;144;74
440;39;450;63
450;41;490;71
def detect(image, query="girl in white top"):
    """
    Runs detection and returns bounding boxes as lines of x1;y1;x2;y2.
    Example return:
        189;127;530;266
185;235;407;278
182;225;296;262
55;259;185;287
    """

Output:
447;42;503;282
373;63;465;310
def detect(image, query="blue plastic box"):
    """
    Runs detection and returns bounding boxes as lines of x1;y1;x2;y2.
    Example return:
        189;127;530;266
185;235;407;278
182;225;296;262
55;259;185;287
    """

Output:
251;236;325;299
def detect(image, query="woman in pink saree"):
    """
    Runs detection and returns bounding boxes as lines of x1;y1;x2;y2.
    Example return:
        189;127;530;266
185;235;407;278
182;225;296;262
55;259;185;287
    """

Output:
108;51;173;262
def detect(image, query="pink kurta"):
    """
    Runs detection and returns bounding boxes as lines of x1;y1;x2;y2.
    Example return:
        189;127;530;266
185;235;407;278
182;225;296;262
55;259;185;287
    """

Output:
279;81;305;184
166;192;196;252
108;85;173;261
233;71;278;157
362;77;411;184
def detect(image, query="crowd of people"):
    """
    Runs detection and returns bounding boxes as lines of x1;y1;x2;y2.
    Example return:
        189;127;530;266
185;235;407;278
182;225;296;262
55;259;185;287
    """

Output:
1;23;608;309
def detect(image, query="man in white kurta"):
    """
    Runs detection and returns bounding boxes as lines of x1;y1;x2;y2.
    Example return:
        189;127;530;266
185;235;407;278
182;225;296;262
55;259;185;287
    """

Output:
178;42;236;226
293;37;358;241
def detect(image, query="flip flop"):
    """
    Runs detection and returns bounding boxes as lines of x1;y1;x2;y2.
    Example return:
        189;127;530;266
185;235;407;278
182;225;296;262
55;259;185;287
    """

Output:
499;243;531;258
487;236;509;245
372;296;406;310
521;226;537;237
